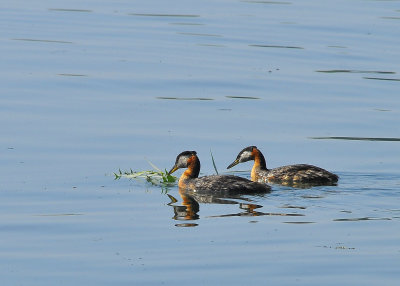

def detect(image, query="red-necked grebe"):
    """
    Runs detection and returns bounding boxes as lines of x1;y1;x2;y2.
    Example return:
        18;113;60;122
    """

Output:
168;151;270;193
227;146;338;186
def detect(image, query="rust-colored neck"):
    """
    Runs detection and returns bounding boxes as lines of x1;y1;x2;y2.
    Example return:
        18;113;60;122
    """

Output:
251;148;267;181
179;155;200;188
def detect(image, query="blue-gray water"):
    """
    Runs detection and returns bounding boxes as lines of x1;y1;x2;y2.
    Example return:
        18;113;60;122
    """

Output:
1;0;399;285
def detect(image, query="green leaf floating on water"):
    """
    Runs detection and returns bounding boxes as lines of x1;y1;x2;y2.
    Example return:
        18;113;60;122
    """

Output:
114;161;177;187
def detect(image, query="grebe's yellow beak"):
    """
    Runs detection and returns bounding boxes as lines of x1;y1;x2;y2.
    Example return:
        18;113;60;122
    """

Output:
227;159;239;169
168;164;179;175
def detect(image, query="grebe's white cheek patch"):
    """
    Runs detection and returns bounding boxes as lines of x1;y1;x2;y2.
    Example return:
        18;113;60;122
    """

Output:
239;150;253;162
178;155;189;168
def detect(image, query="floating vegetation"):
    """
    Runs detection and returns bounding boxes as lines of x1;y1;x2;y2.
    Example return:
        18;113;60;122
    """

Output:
115;152;221;188
114;161;176;187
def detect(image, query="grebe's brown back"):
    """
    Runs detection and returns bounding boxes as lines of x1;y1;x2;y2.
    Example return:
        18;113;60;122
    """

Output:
227;146;338;186
168;151;270;193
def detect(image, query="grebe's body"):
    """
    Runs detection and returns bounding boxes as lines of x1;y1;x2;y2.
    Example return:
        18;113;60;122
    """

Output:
169;151;270;194
227;146;338;186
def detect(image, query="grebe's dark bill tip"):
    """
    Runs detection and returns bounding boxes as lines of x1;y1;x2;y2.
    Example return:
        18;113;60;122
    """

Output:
168;165;179;175
227;159;239;169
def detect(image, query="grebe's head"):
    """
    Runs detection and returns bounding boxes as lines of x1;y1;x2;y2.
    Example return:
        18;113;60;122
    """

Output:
227;146;257;169
168;151;197;175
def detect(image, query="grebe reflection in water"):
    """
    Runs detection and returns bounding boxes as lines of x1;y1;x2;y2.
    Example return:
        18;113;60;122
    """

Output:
168;188;268;222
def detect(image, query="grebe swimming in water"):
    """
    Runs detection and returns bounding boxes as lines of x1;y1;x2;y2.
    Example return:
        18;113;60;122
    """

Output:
168;151;270;193
227;146;338;186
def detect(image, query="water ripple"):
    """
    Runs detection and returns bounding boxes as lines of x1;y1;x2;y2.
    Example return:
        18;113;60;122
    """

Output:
178;32;222;37
57;73;88;77
241;0;292;4
226;96;260;100
49;8;92;13
128;13;200;18
334;217;391;222
363;77;400;82
156;97;214;101
250;44;303;49
12;38;73;44
310;136;400;142
316;69;395;74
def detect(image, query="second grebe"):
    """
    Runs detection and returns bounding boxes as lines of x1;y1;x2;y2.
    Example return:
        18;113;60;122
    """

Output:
227;146;338;186
168;151;270;193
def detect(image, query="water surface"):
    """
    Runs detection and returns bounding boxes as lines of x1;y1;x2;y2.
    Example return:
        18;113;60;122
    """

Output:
1;0;399;285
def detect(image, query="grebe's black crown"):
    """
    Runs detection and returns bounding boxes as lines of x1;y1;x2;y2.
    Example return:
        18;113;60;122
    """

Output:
176;151;196;160
237;146;256;158
238;146;257;156
174;150;197;166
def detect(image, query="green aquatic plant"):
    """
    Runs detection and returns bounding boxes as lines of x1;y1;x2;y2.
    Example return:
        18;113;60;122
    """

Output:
210;149;219;175
114;161;176;186
115;151;220;186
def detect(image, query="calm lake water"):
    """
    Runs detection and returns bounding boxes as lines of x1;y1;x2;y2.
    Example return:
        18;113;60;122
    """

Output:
1;0;400;285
